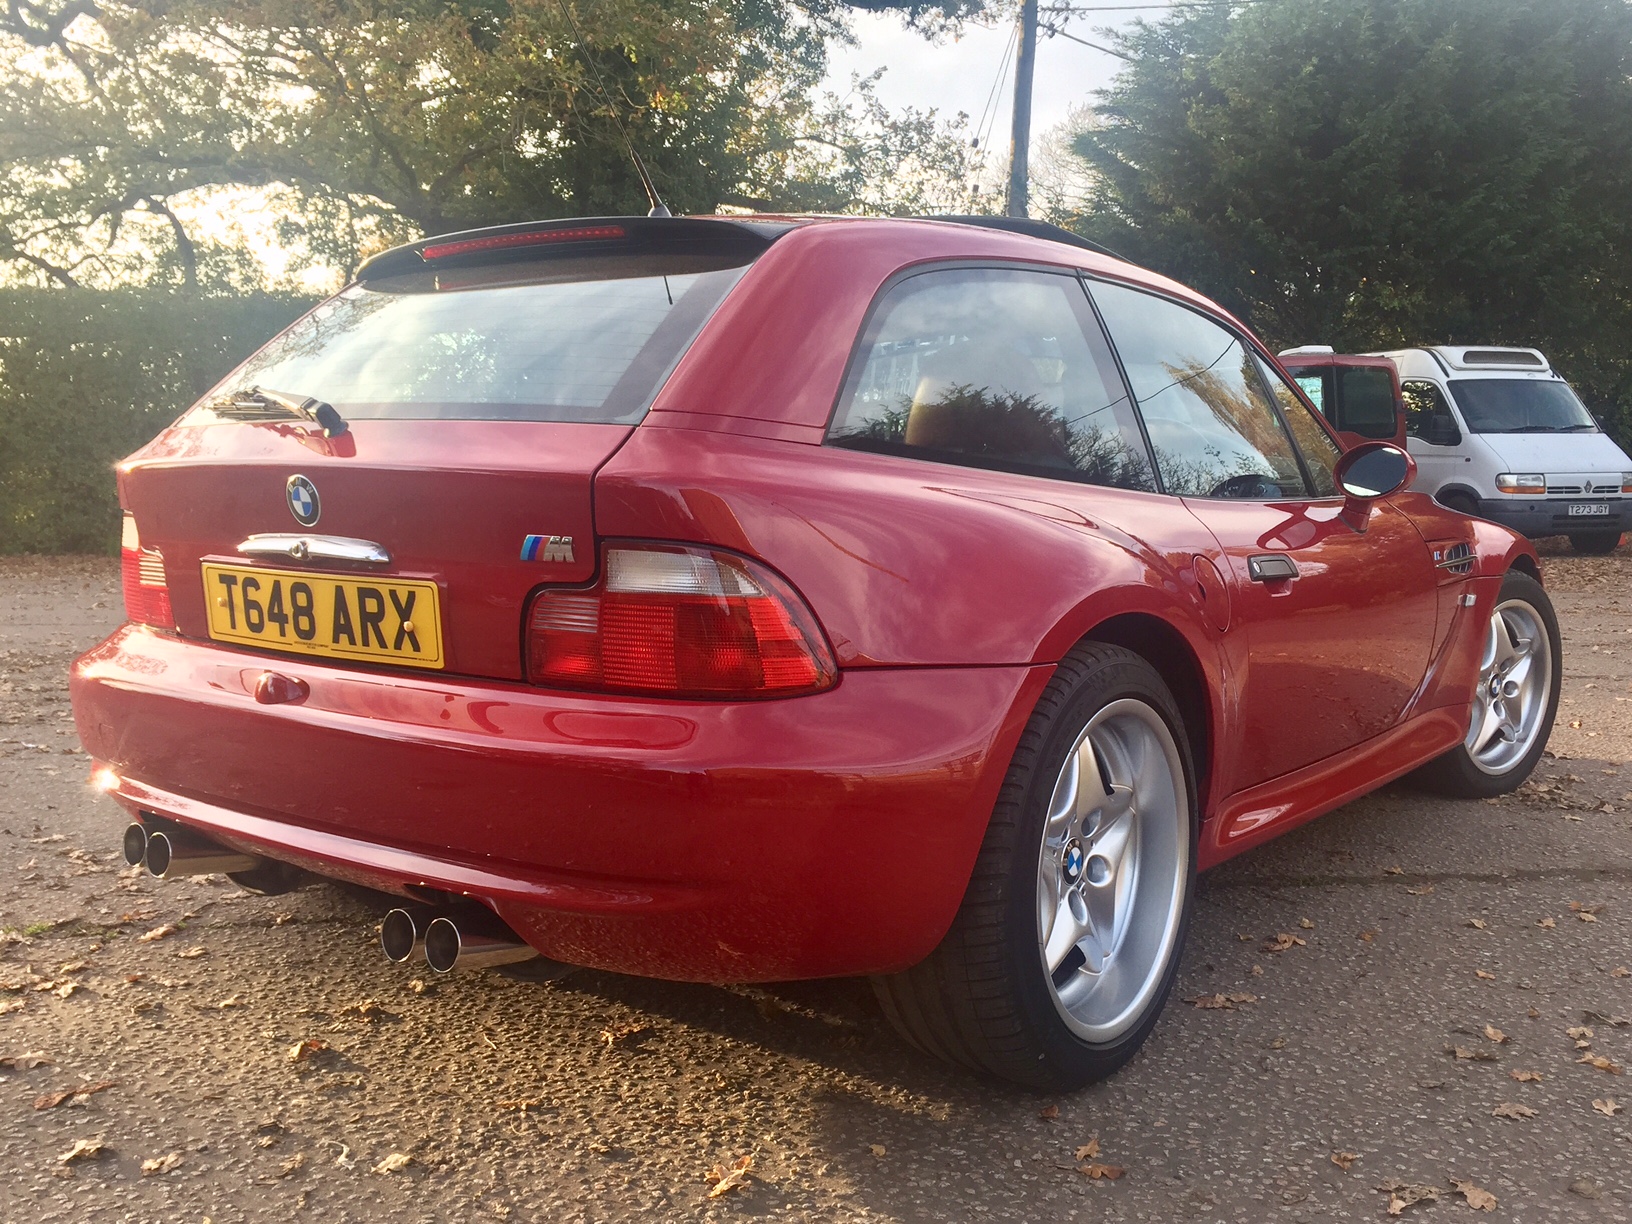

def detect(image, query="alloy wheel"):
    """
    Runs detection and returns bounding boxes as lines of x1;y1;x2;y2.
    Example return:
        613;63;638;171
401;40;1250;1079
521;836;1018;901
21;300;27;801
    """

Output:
1465;598;1553;775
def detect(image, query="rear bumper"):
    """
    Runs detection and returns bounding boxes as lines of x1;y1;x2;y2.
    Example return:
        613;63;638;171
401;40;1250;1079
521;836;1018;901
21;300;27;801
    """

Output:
72;625;1049;981
1474;496;1631;537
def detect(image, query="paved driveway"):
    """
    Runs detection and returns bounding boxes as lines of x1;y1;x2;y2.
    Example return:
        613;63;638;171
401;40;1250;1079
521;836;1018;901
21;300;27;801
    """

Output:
1;546;1628;1222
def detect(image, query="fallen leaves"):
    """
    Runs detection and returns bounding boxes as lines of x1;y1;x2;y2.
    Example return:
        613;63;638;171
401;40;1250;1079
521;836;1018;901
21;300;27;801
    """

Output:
1331;1150;1359;1171
1510;1069;1544;1083
1474;970;1496;981
373;1152;413;1174
599;1022;652;1050
1381;1179;1497;1215
1482;1024;1507;1044
278;1153;306;1178
1570;902;1602;923
1465;918;1488;930
1038;1104;1059;1120
1592;1098;1621;1116
1072;1134;1125;1180
1537;917;1557;930
1405;884;1435;896
1568;1025;1594;1043
286;1038;329;1063
1577;1053;1624;1074
176;946;207;959
1263;933;1306;953
1612;966;1630;979
1358;929;1377;943
1446;1045;1498;1062
1185;992;1258;1010
135;923;179;943
1298;917;1315;929
0;1051;52;1070
706;1155;752;1197
1490;1102;1535;1120
140;1152;183;1176
340;999;394;1023
34;1080;116;1110
57;1138;105;1164
868;1144;886;1158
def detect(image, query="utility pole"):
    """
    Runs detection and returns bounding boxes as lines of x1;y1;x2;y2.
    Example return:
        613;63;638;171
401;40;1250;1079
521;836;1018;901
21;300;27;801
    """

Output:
1006;0;1038;218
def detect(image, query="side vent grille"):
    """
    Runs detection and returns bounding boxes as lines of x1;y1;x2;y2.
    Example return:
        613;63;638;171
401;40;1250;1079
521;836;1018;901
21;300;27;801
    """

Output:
1435;542;1475;576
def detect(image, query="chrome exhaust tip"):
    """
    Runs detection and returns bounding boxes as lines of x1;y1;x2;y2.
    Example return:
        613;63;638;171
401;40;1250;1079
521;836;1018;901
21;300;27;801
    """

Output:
380;908;426;964
145;829;262;879
423;911;540;974
121;822;148;867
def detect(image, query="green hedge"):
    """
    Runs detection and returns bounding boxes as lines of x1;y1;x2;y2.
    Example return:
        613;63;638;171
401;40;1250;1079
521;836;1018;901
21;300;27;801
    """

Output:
0;289;315;555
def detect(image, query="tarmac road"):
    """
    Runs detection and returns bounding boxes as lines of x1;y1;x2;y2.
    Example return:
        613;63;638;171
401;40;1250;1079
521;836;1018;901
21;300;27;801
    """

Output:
1;543;1628;1223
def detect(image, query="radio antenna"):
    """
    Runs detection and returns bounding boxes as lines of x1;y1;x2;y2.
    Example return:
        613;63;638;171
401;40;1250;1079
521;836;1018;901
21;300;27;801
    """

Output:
551;0;672;218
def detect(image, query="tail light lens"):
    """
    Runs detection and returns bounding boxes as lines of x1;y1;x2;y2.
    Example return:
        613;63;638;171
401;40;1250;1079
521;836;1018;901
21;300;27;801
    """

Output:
120;512;175;629
526;544;837;698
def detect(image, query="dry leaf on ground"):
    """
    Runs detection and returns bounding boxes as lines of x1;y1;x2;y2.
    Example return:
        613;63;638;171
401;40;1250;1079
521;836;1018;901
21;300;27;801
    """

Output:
706;1155;752;1197
1075;1137;1100;1160
374;1152;413;1174
279;1152;306;1177
140;1152;183;1176
57;1138;105;1164
34;1080;116;1110
1264;933;1306;952
1447;1045;1497;1062
1079;1161;1125;1180
1491;1102;1535;1119
1483;1025;1508;1044
1592;1098;1621;1116
1466;918;1488;930
1298;917;1315;929
1382;1181;1440;1214
1451;1179;1497;1211
1611;966;1630;979
1358;929;1377;942
1185;993;1258;1010
1331;1150;1359;1171
286;1038;329;1062
1384;866;1405;875
1475;970;1496;980
136;923;178;943
1038;1104;1059;1119
1406;884;1435;896
0;1051;52;1070
599;1023;651;1049
1568;1025;1594;1041
1537;917;1557;930
869;1144;886;1158
1511;1069;1543;1082
1577;1053;1624;1074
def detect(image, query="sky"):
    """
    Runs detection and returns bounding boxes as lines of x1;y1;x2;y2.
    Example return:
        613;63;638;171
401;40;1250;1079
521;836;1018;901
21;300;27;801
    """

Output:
822;8;1142;184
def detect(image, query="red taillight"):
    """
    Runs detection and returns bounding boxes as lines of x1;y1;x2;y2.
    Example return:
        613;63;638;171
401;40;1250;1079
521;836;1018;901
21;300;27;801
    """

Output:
526;545;837;698
120;512;175;629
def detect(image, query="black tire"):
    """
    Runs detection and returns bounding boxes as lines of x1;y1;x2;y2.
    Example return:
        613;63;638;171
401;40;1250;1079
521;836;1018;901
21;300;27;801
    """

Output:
1411;569;1561;798
1569;530;1622;555
1437;491;1479;517
872;642;1197;1091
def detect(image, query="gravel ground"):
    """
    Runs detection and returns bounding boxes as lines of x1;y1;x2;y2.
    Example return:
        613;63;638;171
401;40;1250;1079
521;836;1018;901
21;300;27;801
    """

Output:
1;542;1628;1223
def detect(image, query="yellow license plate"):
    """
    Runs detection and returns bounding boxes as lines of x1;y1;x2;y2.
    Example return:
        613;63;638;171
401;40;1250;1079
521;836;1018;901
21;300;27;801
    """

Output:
201;564;444;670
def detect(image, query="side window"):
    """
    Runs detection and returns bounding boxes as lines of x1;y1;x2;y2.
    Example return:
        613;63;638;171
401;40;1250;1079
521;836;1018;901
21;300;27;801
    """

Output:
1402;380;1461;445
1337;367;1399;439
827;268;1156;492
1293;370;1332;419
1089;281;1309;499
1257;357;1340;497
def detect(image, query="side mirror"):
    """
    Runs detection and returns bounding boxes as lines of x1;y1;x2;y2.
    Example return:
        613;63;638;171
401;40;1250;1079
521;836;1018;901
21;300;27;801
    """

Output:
1334;442;1415;533
1426;416;1460;447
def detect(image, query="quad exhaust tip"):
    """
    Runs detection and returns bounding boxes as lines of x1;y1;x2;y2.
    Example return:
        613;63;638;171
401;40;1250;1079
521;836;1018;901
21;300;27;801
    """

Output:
122;822;148;867
380;908;426;964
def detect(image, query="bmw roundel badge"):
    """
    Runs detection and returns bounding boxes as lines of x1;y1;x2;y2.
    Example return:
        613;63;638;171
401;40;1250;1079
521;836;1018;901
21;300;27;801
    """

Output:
286;474;321;527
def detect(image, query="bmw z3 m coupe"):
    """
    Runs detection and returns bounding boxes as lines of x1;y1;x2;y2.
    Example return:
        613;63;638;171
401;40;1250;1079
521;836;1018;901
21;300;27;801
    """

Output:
72;214;1562;1089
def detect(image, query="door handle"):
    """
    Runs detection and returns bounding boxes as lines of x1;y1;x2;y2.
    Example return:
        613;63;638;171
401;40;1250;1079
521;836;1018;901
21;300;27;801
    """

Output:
1247;555;1298;583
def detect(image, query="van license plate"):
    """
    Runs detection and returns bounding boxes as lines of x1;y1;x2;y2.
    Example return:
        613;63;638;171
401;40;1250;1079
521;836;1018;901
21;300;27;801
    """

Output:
1567;503;1611;517
200;564;444;669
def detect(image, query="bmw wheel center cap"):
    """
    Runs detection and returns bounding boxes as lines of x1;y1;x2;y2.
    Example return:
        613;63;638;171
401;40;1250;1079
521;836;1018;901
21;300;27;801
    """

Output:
286;474;321;527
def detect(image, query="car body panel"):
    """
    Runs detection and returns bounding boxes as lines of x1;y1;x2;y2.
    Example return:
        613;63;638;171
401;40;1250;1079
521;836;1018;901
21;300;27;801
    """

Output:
69;215;1545;982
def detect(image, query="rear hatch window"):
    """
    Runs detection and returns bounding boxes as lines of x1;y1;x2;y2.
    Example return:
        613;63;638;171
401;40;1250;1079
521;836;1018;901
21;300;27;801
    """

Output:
199;252;752;425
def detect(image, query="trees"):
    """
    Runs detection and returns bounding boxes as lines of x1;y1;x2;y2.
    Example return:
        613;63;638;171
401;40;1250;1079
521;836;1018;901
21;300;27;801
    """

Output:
1069;0;1632;432
0;0;977;288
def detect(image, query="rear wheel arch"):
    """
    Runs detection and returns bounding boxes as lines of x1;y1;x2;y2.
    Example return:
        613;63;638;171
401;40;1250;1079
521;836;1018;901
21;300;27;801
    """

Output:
1079;612;1213;821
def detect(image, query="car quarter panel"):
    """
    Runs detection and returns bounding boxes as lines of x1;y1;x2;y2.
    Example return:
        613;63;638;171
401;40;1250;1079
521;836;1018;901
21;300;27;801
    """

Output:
73;624;1052;981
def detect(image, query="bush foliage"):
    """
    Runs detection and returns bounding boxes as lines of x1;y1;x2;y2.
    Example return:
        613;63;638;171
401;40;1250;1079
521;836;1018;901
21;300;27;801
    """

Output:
0;290;313;554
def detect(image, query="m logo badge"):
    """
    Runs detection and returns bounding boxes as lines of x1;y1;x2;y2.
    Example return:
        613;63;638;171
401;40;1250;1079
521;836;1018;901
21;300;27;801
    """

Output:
521;534;574;563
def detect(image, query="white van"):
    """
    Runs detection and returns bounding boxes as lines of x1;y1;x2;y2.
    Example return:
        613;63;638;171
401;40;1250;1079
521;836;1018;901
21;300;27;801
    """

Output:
1370;345;1632;554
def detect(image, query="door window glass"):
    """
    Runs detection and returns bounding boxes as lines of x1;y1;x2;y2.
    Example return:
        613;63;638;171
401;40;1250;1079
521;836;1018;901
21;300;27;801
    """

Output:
1402;380;1461;445
1257;357;1340;497
1089;281;1308;498
1337;367;1399;439
827;268;1156;492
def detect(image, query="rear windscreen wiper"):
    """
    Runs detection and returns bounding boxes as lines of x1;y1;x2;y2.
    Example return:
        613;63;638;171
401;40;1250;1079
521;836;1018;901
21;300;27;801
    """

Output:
206;386;348;437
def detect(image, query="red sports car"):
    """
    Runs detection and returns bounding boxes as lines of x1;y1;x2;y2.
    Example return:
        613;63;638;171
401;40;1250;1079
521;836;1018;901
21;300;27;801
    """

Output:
72;215;1561;1089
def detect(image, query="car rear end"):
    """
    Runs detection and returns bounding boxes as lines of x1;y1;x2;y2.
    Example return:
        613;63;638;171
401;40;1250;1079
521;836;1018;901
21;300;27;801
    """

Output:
70;216;1045;982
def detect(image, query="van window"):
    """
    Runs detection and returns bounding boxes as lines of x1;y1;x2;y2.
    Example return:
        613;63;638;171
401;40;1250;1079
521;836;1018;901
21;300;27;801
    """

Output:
1337;367;1398;440
828;268;1157;491
1402;381;1461;445
1256;357;1340;497
1089;282;1309;498
1448;379;1596;434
